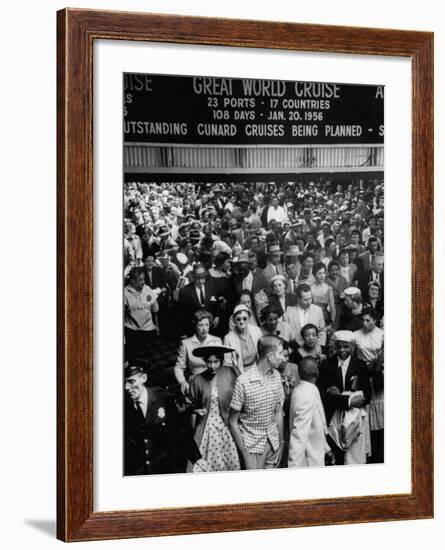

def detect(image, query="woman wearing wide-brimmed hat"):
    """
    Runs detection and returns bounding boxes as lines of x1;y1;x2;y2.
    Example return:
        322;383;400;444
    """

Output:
189;344;240;473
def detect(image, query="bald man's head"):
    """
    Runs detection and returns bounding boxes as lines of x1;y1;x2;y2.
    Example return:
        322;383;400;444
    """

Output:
298;356;319;383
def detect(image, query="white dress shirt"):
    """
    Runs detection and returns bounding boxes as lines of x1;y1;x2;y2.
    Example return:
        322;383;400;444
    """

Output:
338;355;351;390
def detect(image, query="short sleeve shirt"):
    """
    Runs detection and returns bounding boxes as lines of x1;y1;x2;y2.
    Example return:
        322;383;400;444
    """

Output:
124;285;159;331
230;365;284;454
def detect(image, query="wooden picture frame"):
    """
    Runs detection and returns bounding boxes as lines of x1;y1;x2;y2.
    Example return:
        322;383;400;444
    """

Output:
57;8;434;542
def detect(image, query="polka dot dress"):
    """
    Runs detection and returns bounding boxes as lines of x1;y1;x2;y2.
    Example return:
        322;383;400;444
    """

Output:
193;386;240;472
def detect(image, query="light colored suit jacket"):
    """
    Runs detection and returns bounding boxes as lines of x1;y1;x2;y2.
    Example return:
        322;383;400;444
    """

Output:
263;262;284;283
223;325;262;375
283;304;326;346
174;334;222;384
288;381;330;468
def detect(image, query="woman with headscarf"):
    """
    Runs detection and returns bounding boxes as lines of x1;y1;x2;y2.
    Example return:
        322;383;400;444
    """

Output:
268;274;298;318
223;304;262;376
189;344;240;472
228;290;260;330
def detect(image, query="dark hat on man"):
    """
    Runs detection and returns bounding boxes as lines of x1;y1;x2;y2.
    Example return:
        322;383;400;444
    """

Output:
192;263;208;278
124;364;146;379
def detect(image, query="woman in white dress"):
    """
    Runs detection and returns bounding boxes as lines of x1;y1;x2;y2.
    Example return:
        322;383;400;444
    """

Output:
310;262;336;328
189;344;240;473
354;306;384;463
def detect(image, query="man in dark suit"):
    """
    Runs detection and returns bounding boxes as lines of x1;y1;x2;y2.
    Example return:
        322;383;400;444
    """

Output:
230;254;269;298
124;365;200;475
357;251;384;300
245;235;267;269
357;236;380;273
177;264;220;336
143;254;167;289
318;330;371;465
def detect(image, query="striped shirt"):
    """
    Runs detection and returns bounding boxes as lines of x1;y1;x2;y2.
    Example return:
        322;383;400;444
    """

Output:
230;365;284;454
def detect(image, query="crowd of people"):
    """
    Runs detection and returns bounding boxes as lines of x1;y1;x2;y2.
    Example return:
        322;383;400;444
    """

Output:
123;179;384;475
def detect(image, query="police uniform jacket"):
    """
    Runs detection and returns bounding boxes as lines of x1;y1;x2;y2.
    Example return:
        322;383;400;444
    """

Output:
124;387;200;475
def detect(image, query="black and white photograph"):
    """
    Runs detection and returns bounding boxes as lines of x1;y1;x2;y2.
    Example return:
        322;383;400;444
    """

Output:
122;73;384;476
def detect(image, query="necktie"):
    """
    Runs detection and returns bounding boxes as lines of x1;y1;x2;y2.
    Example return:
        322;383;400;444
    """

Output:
147;272;152;287
136;400;145;420
275;266;280;275
200;287;205;306
339;361;346;390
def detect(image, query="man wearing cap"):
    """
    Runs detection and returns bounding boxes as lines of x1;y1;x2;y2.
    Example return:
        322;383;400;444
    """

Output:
178;263;220;337
124;365;200;475
263;245;285;283
318;331;371;465
283;283;326;348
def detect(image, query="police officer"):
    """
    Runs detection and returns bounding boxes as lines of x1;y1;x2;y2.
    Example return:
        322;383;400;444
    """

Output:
124;365;200;475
